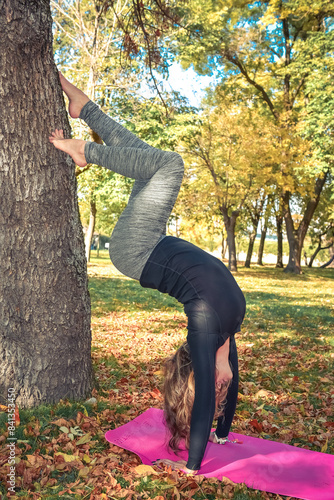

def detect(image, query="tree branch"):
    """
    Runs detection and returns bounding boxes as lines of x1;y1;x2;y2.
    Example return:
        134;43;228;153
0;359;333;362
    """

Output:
222;51;279;121
297;170;329;242
291;75;308;106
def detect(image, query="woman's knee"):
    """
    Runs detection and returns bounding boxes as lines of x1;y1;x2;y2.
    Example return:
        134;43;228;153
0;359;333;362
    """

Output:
165;152;184;178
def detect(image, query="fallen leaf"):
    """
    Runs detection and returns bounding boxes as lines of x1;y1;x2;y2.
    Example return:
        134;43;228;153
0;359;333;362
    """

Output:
255;389;272;398
222;476;237;486
173;486;181;500
321;439;328;453
249;419;264;433
134;464;158;476
54;452;79;463
52;418;70;427
76;433;92;445
78;467;90;477
26;455;44;467
15;406;20;426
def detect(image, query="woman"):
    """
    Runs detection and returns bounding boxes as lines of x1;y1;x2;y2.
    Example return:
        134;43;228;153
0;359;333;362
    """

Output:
49;73;246;474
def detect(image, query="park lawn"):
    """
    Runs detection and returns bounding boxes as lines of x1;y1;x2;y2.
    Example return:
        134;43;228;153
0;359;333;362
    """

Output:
0;250;333;500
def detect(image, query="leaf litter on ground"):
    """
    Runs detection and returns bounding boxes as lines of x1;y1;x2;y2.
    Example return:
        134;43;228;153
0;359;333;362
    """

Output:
0;252;333;499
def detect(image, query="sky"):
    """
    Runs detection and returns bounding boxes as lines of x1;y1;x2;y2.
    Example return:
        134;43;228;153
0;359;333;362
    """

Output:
161;62;217;107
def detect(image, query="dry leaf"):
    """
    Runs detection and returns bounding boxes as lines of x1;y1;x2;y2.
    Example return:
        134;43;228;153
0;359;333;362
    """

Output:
54;452;79;463
26;455;44;467
51;418;70;427
76;433;92;445
134;464;158;476
222;476;237;486
78;467;90;477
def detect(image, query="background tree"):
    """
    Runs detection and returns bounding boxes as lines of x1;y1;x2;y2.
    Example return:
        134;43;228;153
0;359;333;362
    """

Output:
52;0;194;258
257;194;275;266
0;0;93;408
244;190;266;268
180;101;277;271
306;180;334;267
170;0;334;273
52;0;136;259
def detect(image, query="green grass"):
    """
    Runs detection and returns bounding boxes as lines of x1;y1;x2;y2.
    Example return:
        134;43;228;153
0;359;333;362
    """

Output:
1;251;333;500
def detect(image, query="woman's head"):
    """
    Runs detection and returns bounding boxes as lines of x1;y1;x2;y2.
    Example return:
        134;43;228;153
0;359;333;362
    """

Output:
162;342;231;453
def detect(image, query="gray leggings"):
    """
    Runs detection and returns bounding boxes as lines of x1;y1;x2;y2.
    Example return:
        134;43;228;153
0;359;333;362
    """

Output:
80;101;184;280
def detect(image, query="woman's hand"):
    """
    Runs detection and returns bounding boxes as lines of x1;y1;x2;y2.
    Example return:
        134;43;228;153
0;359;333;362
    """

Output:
215;361;233;387
209;431;228;444
153;459;198;474
209;431;218;443
215;338;233;387
209;431;242;445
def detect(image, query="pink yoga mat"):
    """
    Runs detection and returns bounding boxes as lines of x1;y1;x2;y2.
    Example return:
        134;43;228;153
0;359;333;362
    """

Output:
105;408;334;500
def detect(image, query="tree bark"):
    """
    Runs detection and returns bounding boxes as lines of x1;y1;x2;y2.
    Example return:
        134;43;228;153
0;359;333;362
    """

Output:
275;214;284;268
304;251;308;266
96;233;100;258
245;232;256;268
244;194;265;268
283;172;328;273
0;1;93;407
85;198;97;262
257;225;267;266
221;206;239;271
221;230;227;260
308;240;321;268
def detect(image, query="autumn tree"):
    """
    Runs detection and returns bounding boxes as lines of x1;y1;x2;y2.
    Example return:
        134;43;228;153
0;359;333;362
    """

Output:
51;0;187;258
170;0;334;273
52;0;133;259
180;101;277;271
256;195;276;266
306;180;334;267
0;0;93;407
244;190;267;268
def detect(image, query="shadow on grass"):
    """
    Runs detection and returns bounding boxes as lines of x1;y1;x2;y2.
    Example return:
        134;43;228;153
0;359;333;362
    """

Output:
244;290;333;340
236;266;334;282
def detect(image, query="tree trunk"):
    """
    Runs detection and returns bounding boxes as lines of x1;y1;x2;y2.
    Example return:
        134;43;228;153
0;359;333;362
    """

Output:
284;232;303;274
275;214;284;268
283;173;328;274
85;198;97;262
245;232;256;268
321;246;334;268
308;241;321;268
304;251;308;266
257;225;267;266
310;241;333;268
221;230;227;260
221;207;239;271
244;193;266;268
0;1;93;407
96;233;100;258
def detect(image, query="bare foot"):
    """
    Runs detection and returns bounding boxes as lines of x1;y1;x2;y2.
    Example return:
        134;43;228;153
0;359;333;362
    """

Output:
58;72;90;119
49;129;87;167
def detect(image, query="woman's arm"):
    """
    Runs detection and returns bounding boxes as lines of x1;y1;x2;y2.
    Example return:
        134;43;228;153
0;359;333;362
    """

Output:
185;331;224;471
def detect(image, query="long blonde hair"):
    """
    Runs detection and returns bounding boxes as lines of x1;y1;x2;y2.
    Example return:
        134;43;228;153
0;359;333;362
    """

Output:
162;342;231;453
